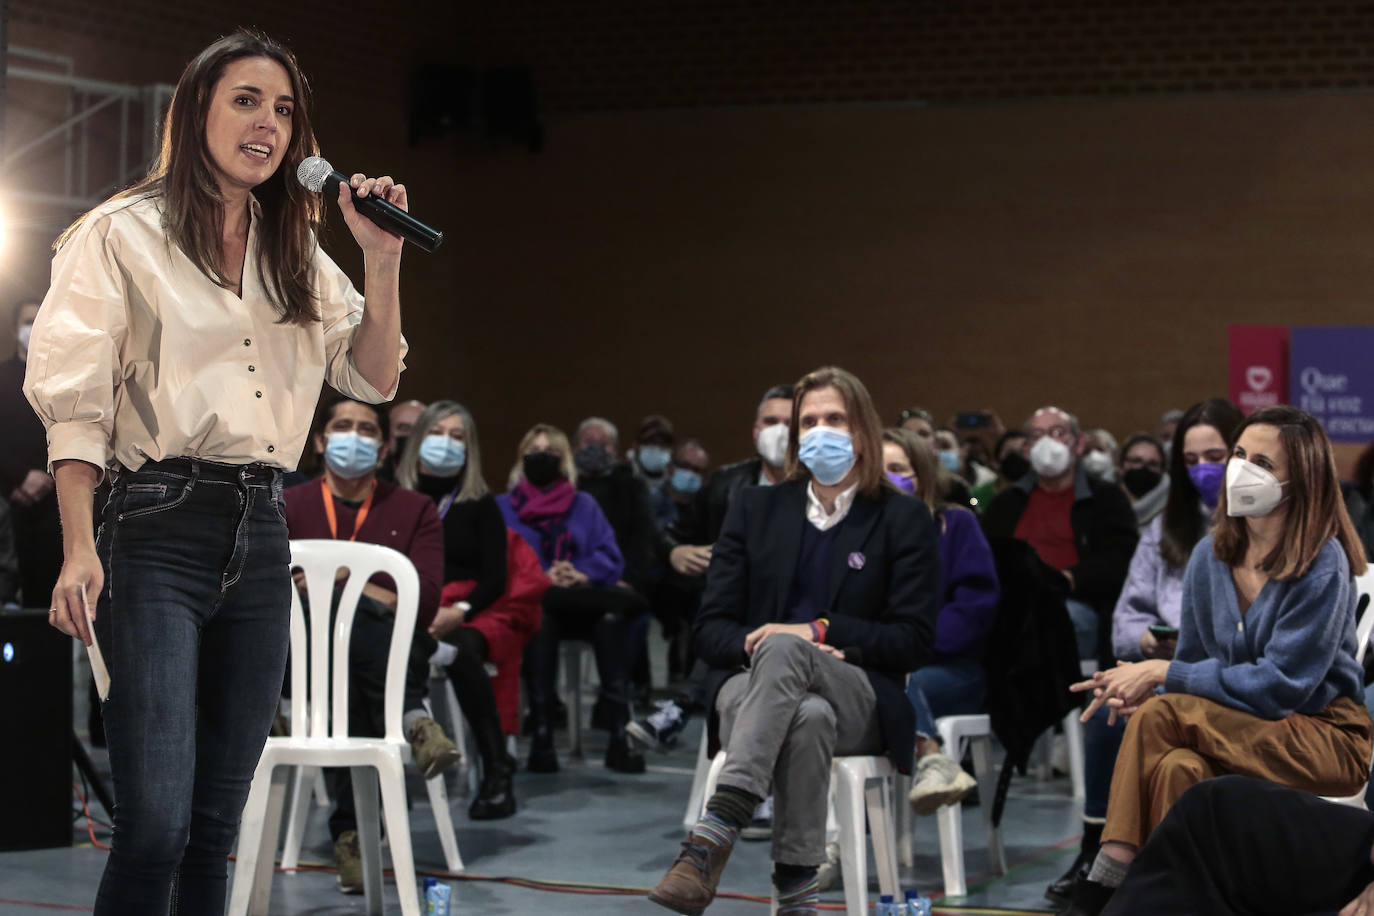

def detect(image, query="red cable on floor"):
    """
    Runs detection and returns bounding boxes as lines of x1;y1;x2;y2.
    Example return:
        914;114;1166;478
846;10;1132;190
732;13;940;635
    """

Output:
71;782;110;851
0;901;93;912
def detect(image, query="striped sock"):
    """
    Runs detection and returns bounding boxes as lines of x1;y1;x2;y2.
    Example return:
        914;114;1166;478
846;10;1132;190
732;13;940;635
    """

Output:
774;866;819;913
690;810;742;850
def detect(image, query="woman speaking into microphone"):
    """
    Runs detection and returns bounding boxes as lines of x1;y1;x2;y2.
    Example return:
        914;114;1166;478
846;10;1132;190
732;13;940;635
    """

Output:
23;30;408;914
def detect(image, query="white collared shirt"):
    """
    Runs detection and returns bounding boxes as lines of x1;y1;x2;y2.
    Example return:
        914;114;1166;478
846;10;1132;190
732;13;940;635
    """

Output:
805;481;858;531
24;194;407;477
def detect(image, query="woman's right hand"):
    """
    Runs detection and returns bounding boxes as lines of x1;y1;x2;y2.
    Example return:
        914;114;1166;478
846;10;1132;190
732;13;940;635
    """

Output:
51;542;102;646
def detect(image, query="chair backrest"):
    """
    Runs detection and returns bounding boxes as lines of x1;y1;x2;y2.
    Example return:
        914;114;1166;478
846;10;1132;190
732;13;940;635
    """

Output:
1354;566;1374;665
288;539;420;742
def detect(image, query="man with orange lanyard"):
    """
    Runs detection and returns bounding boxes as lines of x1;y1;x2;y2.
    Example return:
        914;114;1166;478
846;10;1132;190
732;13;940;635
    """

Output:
282;392;458;895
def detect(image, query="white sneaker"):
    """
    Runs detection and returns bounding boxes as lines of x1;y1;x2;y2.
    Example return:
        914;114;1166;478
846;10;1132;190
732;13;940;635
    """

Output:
740;795;773;840
815;839;843;891
907;753;977;816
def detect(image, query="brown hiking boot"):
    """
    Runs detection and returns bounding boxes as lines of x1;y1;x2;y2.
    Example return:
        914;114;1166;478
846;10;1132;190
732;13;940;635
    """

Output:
333;829;363;894
647;832;735;915
406;716;461;779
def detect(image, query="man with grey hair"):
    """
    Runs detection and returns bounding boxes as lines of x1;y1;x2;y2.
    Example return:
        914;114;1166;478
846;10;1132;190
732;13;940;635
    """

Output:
572;414;659;725
983;406;1138;666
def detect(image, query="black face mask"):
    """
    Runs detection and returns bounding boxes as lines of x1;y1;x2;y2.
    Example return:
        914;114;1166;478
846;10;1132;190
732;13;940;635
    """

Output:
1123;467;1164;499
999;452;1031;482
573;445;614;477
523;451;563;488
391;436;408;462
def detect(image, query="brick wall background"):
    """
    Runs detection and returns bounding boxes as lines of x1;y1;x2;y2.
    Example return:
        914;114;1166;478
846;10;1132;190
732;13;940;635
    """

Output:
4;1;1374;470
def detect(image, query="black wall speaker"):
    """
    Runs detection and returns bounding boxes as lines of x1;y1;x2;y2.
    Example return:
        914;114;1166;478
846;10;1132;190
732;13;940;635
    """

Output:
0;609;73;850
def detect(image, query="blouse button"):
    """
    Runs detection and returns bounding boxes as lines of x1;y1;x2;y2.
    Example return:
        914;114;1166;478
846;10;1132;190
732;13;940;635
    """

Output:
255;391;263;398
248;365;256;372
244;338;251;347
1237;621;1244;632
267;445;276;453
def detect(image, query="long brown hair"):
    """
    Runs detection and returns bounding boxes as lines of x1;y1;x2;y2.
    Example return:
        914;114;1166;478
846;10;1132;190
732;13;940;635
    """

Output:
1213;405;1367;580
882;427;949;513
57;30;322;325
785;366;885;499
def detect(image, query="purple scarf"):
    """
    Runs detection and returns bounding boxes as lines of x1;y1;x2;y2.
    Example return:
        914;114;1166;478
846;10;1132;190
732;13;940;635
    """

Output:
509;478;577;568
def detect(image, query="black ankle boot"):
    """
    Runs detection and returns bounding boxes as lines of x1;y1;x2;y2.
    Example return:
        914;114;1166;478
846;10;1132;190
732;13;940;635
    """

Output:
469;753;518;820
605;731;646;774
1047;822;1102;905
527;715;559;773
1060;878;1115;916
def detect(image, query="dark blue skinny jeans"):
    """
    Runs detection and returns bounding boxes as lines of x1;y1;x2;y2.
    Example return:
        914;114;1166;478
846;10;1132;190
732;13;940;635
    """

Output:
91;458;291;915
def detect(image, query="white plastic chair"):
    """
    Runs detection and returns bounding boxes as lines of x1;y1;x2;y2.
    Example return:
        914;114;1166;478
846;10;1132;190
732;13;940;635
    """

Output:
230;541;456;916
682;727;712;829
895;713;1008;897
702;750;900;916
1322;569;1374;809
561;641;596;759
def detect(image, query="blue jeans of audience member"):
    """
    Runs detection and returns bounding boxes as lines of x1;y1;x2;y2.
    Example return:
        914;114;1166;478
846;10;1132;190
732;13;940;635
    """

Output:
91;458;292;916
1065;598;1098;661
1083;703;1127;820
908;659;988;740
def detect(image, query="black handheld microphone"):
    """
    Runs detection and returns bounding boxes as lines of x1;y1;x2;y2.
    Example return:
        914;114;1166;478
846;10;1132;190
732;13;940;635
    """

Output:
296;156;443;253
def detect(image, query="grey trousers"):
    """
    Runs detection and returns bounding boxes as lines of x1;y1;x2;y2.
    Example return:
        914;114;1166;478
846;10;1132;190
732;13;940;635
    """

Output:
716;633;881;865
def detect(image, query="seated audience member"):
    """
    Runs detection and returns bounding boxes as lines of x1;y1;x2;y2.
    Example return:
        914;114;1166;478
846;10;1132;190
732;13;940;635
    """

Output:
1081;428;1120;486
662;438;710;532
1062;405;1372;916
572;416;659;703
629;384;795;750
1342;442;1374;562
994;430;1030;489
925;426;974;509
502;423;646;774
883;428;998;813
897;406;936;447
983;406;1138;668
960;436;999;512
377;398;424;481
1046;398;1242;907
1099;776;1374;916
1155;409;1183;459
283;394;458;894
1;297;61;607
632;414;677;530
1116;433;1170;530
648;367;940;916
651;438;712;679
396;399;530;820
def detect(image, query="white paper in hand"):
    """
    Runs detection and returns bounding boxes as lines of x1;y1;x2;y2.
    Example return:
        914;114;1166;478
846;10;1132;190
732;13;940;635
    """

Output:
81;586;111;701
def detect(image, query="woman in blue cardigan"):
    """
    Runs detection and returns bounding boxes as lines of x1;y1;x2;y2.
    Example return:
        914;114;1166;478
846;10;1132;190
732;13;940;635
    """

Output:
1062;406;1373;916
882;428;1000;814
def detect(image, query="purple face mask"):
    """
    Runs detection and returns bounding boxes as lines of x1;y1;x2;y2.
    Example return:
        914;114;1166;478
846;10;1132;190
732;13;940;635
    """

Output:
886;472;916;495
1188;462;1226;508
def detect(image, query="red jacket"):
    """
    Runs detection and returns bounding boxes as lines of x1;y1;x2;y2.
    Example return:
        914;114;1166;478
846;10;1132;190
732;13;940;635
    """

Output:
284;476;444;631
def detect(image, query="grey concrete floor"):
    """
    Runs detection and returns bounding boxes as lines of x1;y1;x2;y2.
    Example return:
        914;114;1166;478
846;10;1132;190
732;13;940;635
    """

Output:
0;643;1080;914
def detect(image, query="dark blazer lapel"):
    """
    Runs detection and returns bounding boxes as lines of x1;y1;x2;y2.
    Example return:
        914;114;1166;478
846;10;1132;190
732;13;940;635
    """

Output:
769;482;808;621
825;493;883;612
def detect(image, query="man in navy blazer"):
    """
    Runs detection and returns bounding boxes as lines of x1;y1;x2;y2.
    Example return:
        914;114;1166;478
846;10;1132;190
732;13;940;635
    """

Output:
649;366;942;916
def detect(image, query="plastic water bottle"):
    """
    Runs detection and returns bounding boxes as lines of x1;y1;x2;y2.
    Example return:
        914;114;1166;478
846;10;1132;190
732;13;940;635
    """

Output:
905;888;934;915
424;877;452;915
876;893;897;915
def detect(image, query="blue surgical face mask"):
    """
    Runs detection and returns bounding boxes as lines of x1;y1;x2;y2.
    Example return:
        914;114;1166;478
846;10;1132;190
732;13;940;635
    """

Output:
638;445;672;475
324;431;381;479
938;449;962;474
798;427;856;486
420;434;467;476
671;467;702;495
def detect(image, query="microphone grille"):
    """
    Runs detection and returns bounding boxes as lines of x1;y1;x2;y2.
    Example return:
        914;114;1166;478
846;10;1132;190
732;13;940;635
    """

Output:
296;156;333;193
